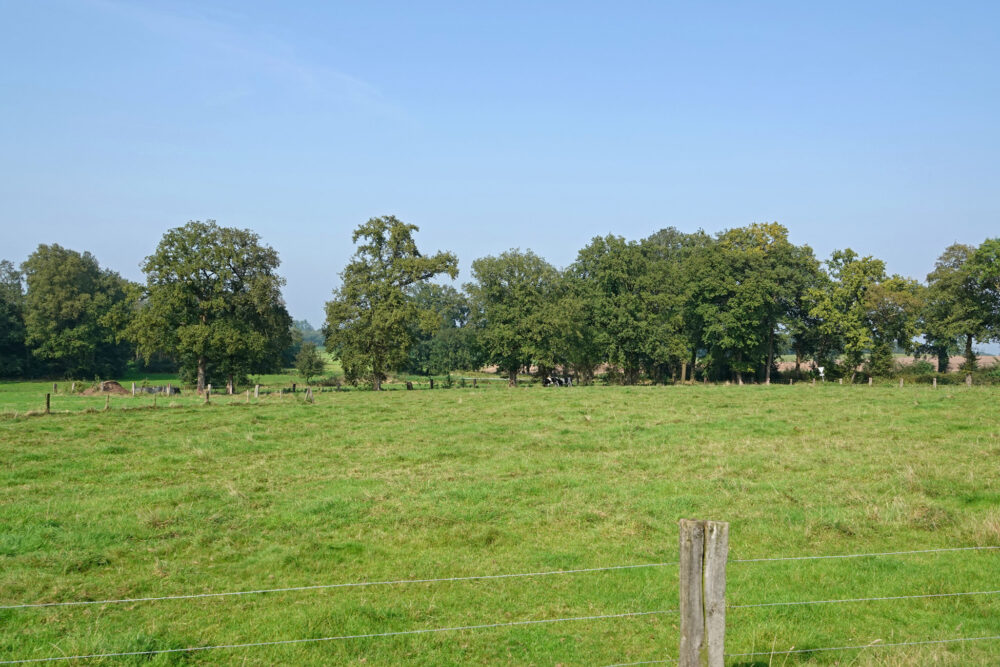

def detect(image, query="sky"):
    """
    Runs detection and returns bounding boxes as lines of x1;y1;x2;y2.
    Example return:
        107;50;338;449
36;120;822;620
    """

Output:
1;1;998;327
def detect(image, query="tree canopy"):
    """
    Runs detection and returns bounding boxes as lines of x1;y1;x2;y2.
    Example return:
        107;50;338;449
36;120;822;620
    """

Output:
20;245;131;379
128;220;291;392
323;216;457;391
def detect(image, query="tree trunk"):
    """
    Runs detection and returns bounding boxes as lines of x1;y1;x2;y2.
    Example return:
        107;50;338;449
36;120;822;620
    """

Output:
794;344;802;374
373;376;382;391
227;376;234;395
765;327;774;385
508;369;517;387
197;356;207;394
964;334;976;385
937;348;950;373
690;349;697;384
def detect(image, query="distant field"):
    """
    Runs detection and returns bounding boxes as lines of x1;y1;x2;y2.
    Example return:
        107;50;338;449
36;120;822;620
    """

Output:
2;384;999;664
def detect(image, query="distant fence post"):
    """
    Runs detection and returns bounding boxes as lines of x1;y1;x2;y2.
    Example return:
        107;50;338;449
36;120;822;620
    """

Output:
104;395;110;411
306;387;314;403
71;381;75;393
45;393;50;414
679;519;729;667
131;382;136;397
429;378;434;390
53;382;57;394
839;378;843;385
473;378;477;388
254;384;259;399
933;377;937;388
205;384;211;404
899;378;904;388
868;377;873;386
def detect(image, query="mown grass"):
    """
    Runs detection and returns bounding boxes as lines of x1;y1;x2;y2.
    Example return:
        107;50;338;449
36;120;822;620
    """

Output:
1;384;999;665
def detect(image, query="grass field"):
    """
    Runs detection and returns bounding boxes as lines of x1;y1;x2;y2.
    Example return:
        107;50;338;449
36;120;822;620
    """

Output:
2;383;999;664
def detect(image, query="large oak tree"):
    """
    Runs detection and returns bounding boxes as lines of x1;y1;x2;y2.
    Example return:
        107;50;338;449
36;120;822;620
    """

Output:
323;216;457;390
129;221;291;393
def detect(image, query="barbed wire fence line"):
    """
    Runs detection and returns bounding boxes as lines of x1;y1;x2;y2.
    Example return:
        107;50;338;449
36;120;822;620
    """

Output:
2;536;997;664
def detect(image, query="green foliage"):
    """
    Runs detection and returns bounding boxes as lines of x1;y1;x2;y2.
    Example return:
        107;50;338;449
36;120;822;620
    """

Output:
128;221;292;392
809;249;922;380
20;244;132;378
466;249;558;385
294;341;326;383
403;283;484;375
323;216;457;391
0;260;29;378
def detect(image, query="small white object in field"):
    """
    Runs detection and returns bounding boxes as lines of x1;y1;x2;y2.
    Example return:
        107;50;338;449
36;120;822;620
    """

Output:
817;366;825;379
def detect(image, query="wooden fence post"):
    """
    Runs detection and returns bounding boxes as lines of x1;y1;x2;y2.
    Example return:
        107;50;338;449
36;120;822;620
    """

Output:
131;382;136;397
306;387;314;403
429;378;434;390
53;383;58;394
473;378;477;388
869;377;873;386
839;378;843;385
45;393;50;414
254;384;259;398
71;381;75;393
933;377;937;388
104;395;110;411
679;519;729;667
205;384;211;404
899;378;904;388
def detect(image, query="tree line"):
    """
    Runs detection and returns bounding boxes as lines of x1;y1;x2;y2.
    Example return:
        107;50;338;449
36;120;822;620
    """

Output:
2;217;999;389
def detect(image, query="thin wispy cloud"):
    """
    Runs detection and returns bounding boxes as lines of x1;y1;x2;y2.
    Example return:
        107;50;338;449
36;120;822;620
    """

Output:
84;0;404;119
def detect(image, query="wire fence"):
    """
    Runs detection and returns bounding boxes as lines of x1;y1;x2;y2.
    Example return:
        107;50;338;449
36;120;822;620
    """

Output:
2;543;998;664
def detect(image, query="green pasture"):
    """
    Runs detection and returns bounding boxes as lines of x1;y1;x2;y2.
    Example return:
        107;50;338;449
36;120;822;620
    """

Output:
2;384;999;664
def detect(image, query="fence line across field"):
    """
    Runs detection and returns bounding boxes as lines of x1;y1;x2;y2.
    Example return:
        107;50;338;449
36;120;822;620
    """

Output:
5;544;998;611
0;609;677;665
0;561;678;610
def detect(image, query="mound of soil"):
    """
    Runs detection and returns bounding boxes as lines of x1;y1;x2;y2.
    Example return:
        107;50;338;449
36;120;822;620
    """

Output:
82;380;130;396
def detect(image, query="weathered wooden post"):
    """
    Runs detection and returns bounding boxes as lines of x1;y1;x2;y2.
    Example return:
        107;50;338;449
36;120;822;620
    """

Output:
429;378;434;390
205;384;211;404
868;377;873;386
71;381;76;393
473;378;477;388
933;377;937;388
166;383;172;396
966;373;973;387
45;393;50;414
811;378;815;386
292;383;296;393
679;519;729;667
131;382;136;397
839;378;843;385
254;384;259;399
53;383;58;394
899;378;904;388
306;387;314;403
104;395;110;411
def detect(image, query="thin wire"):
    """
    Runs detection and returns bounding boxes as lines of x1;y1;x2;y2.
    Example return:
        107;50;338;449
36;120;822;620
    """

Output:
0;561;676;610
732;545;1000;563
0;609;677;664
730;588;1000;609
725;633;1000;658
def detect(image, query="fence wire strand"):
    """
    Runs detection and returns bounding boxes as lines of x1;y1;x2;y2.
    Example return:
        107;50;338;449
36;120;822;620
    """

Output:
0;609;677;664
730;588;1000;609
725;633;1000;658
731;545;1000;563
0;562;677;610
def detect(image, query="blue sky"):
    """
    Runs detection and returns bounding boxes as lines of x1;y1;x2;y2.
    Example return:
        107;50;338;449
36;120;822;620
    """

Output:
1;1;998;326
